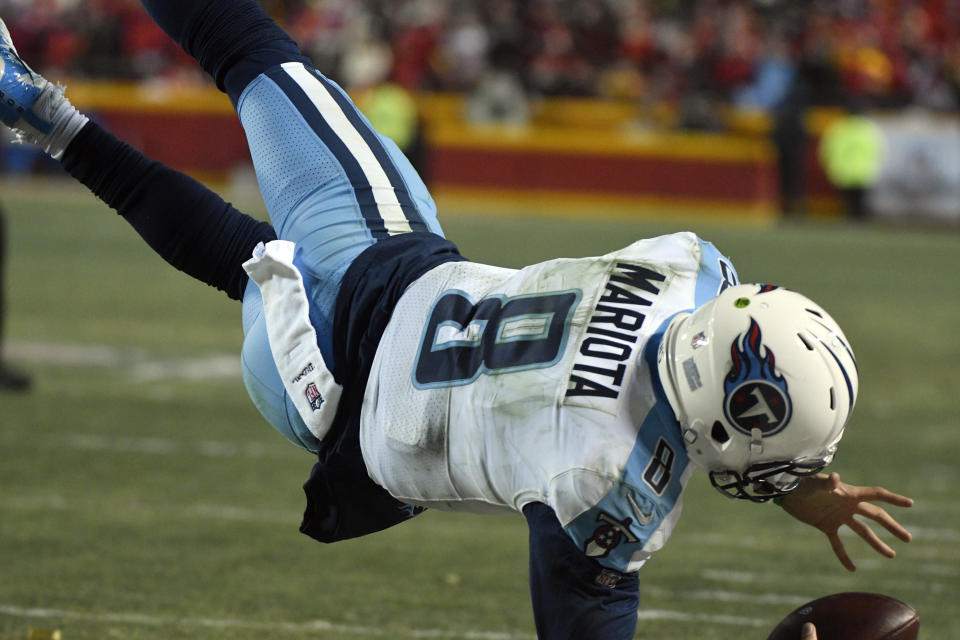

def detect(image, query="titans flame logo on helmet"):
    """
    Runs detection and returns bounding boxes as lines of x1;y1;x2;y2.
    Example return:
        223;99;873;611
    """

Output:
723;319;792;436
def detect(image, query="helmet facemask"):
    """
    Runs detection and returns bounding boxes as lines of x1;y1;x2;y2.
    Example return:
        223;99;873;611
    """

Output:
708;457;829;503
657;284;858;502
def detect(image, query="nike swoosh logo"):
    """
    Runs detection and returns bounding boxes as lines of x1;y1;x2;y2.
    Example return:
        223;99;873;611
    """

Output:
626;491;654;526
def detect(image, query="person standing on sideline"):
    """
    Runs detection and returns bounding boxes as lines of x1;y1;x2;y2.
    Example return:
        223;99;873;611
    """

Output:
0;203;31;391
819;100;886;220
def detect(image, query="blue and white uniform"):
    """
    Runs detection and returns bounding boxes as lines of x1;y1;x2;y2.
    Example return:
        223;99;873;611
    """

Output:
223;60;741;572
361;232;738;571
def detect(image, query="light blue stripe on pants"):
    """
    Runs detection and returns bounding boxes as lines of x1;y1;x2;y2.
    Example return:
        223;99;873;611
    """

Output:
235;63;444;452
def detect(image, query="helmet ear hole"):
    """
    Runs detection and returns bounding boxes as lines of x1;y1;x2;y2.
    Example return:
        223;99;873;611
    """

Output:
711;421;730;444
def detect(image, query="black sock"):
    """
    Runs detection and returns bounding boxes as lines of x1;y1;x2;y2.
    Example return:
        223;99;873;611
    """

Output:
139;0;311;104
61;122;276;300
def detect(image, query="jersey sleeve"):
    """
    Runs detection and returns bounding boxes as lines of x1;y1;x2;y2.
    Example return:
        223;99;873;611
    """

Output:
693;238;739;307
524;502;640;640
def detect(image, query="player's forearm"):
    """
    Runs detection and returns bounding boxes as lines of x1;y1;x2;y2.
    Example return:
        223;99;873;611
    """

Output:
60;121;275;299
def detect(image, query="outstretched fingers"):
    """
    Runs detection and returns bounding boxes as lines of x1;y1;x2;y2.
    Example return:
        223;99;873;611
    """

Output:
791;475;914;572
858;502;913;542
853;485;915;508
827;529;856;572
848;517;896;559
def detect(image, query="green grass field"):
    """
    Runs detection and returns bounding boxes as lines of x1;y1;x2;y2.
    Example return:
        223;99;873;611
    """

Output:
1;178;958;639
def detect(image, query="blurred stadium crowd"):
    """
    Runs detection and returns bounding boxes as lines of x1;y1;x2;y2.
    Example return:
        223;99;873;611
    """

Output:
2;0;960;119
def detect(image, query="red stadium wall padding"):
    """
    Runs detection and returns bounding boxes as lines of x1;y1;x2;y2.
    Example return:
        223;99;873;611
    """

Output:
91;111;251;173
62;82;841;214
430;147;777;203
84;108;794;213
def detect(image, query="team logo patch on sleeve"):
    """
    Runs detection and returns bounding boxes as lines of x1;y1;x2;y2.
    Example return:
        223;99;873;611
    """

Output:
723;319;792;436
584;512;638;558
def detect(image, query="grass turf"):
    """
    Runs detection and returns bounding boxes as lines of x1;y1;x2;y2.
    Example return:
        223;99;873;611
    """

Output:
0;178;957;639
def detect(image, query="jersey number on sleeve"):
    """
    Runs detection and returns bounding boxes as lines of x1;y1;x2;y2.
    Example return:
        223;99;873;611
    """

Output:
718;258;737;295
414;290;580;388
642;438;676;495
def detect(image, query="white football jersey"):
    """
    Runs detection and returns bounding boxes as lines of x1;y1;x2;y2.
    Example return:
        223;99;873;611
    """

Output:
360;232;738;571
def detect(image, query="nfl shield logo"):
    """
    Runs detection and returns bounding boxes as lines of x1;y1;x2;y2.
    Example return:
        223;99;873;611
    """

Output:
594;569;622;589
305;382;324;411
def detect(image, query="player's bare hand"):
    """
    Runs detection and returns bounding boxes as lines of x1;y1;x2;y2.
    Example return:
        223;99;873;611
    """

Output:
801;622;817;640
779;472;913;571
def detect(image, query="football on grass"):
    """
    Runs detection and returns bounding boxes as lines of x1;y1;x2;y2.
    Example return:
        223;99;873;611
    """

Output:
766;592;920;640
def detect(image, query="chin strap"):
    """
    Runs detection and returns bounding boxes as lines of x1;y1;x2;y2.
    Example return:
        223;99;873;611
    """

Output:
243;240;342;442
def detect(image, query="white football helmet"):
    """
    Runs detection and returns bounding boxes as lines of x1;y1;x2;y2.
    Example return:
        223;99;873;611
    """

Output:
657;284;858;502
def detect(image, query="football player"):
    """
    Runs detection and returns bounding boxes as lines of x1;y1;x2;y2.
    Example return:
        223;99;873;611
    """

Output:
0;7;913;638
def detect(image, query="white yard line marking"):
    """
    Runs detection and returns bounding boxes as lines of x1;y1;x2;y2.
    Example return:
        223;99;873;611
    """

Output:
0;603;534;639
699;567;956;593
131;355;240;381
60;433;293;459
6;341;142;367
907;526;960;542
182;503;293;524
690;524;957;546
687;532;761;549
635;609;769;627
910;500;960;515
641;585;810;606
700;569;763;584
6;340;241;381
0;493;294;526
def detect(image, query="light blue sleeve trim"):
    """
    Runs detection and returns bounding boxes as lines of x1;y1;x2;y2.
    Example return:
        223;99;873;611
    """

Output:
562;401;690;571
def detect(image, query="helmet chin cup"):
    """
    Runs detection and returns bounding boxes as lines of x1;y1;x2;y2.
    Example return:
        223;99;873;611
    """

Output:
658;284;858;501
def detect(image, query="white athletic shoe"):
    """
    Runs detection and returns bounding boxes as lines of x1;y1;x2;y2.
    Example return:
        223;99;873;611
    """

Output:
0;18;55;134
1;17;88;157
